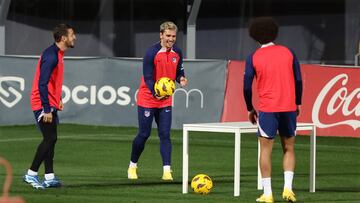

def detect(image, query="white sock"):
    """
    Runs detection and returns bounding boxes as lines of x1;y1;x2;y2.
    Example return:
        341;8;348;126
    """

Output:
262;177;272;196
45;173;55;180
163;165;171;171
284;171;294;190
27;169;37;176
129;161;137;168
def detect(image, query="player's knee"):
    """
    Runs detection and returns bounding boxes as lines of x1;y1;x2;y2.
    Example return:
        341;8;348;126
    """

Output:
44;135;57;145
282;144;295;153
159;136;170;142
133;134;149;146
50;134;57;142
52;136;58;143
137;131;150;139
158;132;170;141
160;137;170;143
159;134;171;143
158;127;170;136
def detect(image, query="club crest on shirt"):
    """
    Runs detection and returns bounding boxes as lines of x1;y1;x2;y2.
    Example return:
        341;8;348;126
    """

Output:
172;57;177;63
144;110;150;117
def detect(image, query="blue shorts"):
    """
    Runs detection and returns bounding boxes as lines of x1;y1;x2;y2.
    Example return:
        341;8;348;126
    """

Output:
257;111;297;139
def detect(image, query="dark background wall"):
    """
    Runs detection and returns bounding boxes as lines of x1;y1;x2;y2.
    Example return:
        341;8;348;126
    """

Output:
4;0;360;65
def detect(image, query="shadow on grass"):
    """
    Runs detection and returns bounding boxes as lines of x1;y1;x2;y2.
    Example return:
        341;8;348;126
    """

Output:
301;199;360;202
64;180;183;188
315;187;360;193
63;176;256;189
291;187;360;194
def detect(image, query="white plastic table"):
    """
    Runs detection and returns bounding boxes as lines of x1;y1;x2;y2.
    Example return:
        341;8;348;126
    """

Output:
182;122;316;197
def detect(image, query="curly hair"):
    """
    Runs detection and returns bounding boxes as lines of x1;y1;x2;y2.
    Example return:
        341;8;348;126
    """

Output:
249;17;278;44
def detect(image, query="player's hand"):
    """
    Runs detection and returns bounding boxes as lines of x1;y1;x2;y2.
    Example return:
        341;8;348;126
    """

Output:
296;105;301;116
180;76;188;87
155;95;169;100
59;100;64;111
248;109;258;125
43;113;53;123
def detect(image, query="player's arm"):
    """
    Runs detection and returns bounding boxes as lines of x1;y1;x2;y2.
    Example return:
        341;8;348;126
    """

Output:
175;49;187;87
243;54;257;124
38;51;57;122
143;48;157;97
39;53;57;113
59;99;64;111
291;50;303;116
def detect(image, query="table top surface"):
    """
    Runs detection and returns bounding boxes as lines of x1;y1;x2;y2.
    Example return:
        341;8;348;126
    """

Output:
183;122;315;129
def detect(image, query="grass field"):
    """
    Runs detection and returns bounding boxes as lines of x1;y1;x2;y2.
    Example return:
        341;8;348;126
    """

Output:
0;124;359;203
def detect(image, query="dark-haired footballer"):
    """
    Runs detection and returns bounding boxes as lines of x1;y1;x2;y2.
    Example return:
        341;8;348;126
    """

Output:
243;17;302;203
23;24;76;189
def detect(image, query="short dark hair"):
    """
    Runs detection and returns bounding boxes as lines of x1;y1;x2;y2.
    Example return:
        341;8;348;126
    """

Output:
249;17;278;44
53;24;74;42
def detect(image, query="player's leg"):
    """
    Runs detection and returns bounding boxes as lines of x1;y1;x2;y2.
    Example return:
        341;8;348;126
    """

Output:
29;120;57;172
131;106;154;163
280;136;296;202
128;106;154;179
155;106;172;180
257;137;274;202
279;111;297;202
42;113;61;188
280;136;295;176
256;111;277;203
24;110;57;189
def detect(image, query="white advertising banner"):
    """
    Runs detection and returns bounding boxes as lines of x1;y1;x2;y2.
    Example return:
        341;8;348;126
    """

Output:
0;56;227;129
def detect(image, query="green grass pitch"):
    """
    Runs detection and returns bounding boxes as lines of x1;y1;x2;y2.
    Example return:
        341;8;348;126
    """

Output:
0;124;359;202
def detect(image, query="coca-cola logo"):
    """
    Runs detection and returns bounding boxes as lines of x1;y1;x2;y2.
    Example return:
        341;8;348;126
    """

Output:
312;74;360;130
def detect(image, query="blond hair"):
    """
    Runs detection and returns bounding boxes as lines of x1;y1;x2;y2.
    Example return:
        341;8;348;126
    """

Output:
160;21;178;33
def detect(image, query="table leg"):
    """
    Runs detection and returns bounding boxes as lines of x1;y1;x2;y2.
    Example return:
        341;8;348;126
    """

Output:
257;140;262;190
310;125;316;192
234;130;241;196
182;127;189;194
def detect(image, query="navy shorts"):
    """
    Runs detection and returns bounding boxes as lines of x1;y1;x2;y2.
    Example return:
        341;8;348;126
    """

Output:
257;111;297;139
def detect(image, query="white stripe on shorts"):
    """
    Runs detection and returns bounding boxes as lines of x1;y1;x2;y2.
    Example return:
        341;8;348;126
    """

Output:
258;123;270;138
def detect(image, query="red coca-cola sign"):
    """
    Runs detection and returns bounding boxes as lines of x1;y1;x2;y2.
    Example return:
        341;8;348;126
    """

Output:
222;62;360;137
